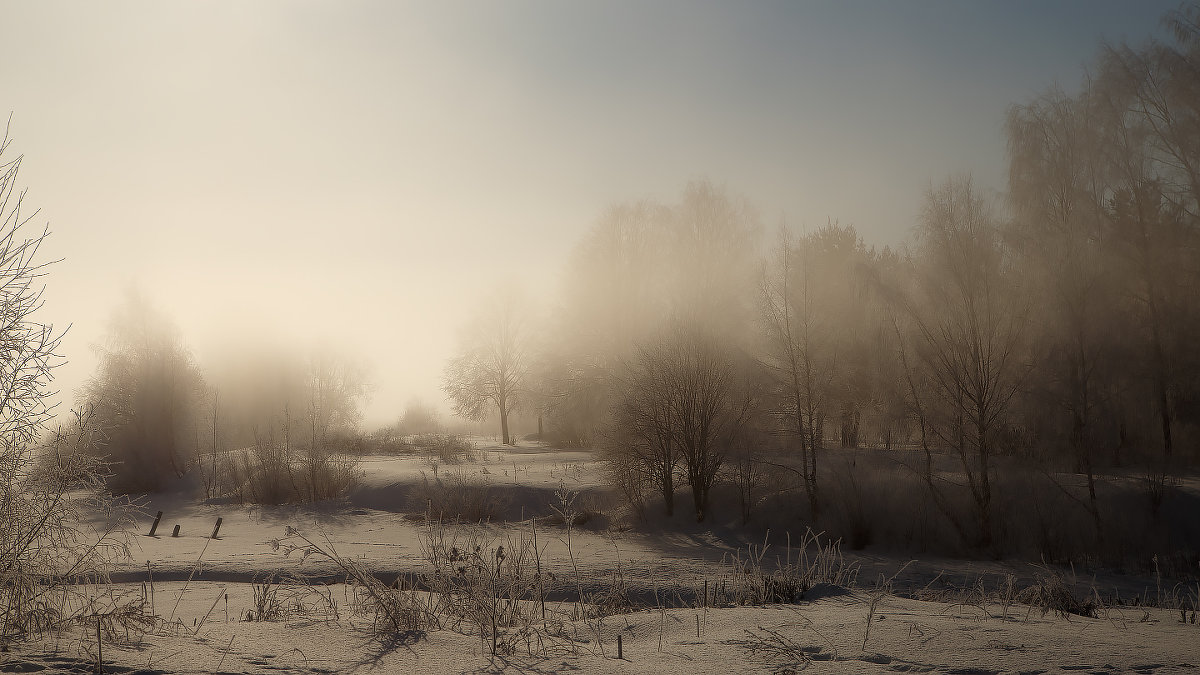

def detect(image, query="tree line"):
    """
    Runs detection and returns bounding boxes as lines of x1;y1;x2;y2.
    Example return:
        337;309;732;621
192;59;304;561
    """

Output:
72;292;369;497
445;4;1200;549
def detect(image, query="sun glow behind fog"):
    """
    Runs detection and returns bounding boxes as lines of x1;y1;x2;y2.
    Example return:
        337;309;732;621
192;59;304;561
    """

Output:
3;0;1177;429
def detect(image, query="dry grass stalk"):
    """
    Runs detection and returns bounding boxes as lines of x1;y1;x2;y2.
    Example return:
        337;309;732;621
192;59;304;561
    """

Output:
718;529;859;606
271;527;435;637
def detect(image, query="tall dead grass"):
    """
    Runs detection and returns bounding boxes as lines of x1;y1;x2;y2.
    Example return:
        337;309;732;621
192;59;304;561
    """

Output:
411;470;511;523
717;529;858;606
271;527;435;635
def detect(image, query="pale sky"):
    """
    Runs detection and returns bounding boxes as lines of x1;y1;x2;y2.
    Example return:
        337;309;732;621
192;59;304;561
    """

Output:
0;0;1178;428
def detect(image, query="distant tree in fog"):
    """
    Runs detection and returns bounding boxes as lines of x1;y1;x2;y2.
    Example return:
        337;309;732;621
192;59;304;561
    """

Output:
443;289;532;445
760;224;874;521
1092;21;1200;462
541;181;760;447
84;292;205;492
398;398;442;435
667;179;761;336
999;7;1200;520
304;349;368;448
1006;87;1115;529
540;200;673;446
199;345;367;503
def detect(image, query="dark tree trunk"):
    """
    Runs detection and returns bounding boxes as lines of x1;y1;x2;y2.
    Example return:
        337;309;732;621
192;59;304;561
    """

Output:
1114;414;1127;467
692;482;707;523
975;416;993;551
662;471;674;517
1157;382;1173;458
839;403;860;448
1071;411;1085;474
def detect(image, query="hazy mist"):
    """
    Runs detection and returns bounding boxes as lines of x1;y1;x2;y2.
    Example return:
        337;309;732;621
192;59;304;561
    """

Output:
1;0;1178;428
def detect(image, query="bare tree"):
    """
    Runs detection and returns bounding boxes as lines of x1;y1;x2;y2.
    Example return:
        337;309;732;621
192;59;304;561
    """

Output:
0;123;60;461
759;228;832;521
0;122;134;644
672;327;755;523
1007;88;1114;532
302;348;368;500
304;349;368;446
605;337;683;516
195;390;222;500
759;222;881;521
900;176;1027;549
444;289;532;445
1093;26;1200;463
608;325;753;522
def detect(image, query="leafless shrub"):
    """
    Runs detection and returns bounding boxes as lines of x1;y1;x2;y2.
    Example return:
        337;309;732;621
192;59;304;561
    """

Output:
411;433;480;464
222;440;360;505
600;447;649;521
363;427;418;455
232;443;294;505
301;448;360;501
413;470;508;522
2;406;139;646
416;518;592;657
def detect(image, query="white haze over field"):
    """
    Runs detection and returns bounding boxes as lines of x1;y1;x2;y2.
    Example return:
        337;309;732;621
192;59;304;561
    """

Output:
0;0;1177;428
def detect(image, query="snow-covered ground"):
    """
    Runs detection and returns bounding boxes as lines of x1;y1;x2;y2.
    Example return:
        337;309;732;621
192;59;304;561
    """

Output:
5;442;1198;674
7;588;1196;673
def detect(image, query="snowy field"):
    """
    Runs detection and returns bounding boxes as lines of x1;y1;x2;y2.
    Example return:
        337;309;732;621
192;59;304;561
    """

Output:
5;442;1198;674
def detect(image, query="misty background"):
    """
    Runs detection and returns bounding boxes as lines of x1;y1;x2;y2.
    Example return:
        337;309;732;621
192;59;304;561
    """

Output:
1;0;1178;428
